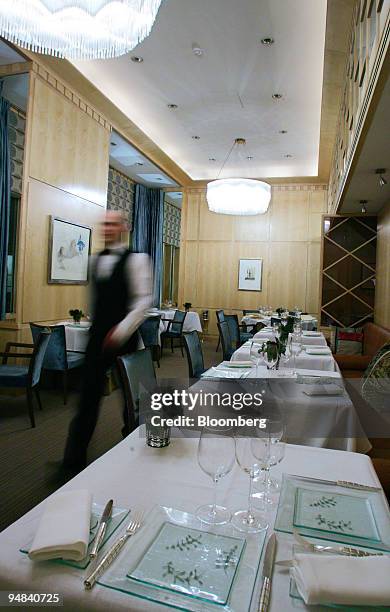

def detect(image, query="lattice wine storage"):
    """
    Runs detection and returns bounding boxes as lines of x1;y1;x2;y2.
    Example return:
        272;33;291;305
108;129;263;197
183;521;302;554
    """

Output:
321;216;377;328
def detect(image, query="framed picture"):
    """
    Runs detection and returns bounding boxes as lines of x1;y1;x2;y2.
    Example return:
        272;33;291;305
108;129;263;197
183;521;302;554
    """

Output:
48;216;92;284
238;258;262;291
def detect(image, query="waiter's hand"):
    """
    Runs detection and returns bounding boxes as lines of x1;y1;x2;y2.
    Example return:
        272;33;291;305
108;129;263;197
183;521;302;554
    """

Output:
102;327;120;357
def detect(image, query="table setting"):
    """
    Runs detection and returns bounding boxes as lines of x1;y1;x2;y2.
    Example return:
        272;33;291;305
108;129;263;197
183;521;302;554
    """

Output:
0;425;389;610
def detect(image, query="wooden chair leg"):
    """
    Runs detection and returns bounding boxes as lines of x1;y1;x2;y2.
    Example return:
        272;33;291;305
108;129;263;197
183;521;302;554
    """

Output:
63;370;68;405
34;387;43;411
26;388;36;428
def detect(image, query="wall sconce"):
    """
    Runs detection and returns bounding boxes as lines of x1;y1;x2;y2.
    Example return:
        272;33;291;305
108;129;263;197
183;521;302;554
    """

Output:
360;200;368;213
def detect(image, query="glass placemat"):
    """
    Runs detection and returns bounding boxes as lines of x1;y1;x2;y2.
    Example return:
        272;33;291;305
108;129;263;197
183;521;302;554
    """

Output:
293;488;380;541
97;505;268;611
275;474;390;552
20;503;129;569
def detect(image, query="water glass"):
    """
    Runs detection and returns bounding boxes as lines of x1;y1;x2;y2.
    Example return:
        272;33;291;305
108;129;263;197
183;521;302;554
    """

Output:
251;418;285;507
197;427;236;525
250;341;264;375
262;340;278;370
145;415;171;448
290;333;302;375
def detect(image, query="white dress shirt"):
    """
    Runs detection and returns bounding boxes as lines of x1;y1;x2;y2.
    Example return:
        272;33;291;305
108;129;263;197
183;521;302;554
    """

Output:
91;242;153;346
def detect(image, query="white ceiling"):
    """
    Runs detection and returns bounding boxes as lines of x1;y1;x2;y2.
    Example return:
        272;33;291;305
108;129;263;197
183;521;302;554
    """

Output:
73;0;327;181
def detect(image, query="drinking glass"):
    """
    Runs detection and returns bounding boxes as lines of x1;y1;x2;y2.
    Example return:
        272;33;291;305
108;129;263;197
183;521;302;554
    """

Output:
233;434;268;533
262;341;278;370
293;321;302;335
272;322;281;339
251;418;285;507
250;341;264;376
197;427;236;525
290;333;302;376
279;339;292;372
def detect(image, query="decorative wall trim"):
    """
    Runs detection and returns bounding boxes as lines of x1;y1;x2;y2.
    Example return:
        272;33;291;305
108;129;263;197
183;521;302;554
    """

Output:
186;184;328;194
107;166;134;229
31;62;111;132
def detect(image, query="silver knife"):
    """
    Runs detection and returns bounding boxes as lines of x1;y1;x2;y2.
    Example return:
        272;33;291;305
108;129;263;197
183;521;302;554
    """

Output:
258;533;277;612
89;499;113;559
289;474;381;492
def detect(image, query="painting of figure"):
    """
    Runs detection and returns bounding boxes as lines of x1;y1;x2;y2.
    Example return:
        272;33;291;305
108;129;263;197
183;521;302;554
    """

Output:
238;259;262;291
48;217;92;284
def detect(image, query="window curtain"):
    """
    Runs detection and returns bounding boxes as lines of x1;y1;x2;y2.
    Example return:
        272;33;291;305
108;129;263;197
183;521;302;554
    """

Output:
0;84;10;320
133;184;163;306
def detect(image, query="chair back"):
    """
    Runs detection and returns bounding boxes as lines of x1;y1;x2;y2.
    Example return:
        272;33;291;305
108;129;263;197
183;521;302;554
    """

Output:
139;316;161;348
30;323;67;370
225;314;240;348
28;329;52;387
183;331;205;378
218;321;234;361
243;310;259;316
116;349;156;432
171;310;187;334
216;310;225;324
270;316;282;327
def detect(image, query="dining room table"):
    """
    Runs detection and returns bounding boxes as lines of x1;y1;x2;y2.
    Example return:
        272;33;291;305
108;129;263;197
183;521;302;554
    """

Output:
242;314;318;332
56;321;91;352
231;340;337;372
0;427;386;611
253;329;328;347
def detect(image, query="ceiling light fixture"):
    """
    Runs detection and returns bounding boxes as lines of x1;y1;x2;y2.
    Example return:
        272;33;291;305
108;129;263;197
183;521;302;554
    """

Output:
284;154;292;158
0;1;163;60
272;93;283;100
261;37;274;45
375;168;387;186
192;43;204;57
279;130;287;134
192;135;200;140
206;138;271;216
360;200;368;214
167;103;178;109
131;56;144;63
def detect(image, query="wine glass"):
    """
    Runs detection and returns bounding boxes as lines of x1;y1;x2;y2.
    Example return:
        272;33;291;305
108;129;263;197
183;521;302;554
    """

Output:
197;427;236;525
279;339;292;373
251;418;285;507
290;333;302;376
233;432;268;533
262;340;278;370
272;322;281;339
250;341;264;376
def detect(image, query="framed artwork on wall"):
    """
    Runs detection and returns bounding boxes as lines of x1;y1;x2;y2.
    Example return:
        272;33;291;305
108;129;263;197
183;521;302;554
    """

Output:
48;216;92;284
238;258;262;291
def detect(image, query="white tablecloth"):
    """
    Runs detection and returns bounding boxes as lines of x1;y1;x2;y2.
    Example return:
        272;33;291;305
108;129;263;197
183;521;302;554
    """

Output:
242;316;318;331
57;321;91;352
0;431;383;611
156;310;203;333
232;342;336;372
253;331;327;347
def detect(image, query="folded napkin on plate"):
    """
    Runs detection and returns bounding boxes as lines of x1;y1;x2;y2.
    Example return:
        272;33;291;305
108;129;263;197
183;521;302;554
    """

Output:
303;384;344;396
305;347;331;355
29;489;92;561
202;368;244;379
291;553;390;606
301;315;315;321
302;331;321;337
227;361;253;368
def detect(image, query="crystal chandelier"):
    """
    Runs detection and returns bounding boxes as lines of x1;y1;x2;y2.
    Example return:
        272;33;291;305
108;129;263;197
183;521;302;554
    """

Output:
206;139;271;215
0;0;163;60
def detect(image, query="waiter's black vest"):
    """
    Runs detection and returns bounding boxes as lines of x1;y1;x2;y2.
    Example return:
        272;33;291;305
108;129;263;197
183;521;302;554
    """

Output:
90;249;138;353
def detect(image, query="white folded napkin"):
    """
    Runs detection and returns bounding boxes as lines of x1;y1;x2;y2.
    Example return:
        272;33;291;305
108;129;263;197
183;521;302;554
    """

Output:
202;367;243;379
291;553;390;606
226;361;253;368
29;490;92;561
303;384;344;396
301;315;315;321
302;331;321;337
305;347;331;355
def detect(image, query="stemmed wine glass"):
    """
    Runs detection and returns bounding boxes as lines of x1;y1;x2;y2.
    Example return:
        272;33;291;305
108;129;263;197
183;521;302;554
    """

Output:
197;427;236;525
233;431;268;533
290;333;302;376
250;341;264;376
251;418;285;507
272;322;281;339
262;340;278;370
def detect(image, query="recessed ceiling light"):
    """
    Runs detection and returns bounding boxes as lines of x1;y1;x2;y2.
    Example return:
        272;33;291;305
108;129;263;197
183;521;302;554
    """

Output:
279;130;287;134
192;43;204;57
135;162;144;166
167;103;178;109
272;93;283;100
192;135;200;140
360;200;368;213
131;56;143;63
247;156;254;160
284;154;292;158
110;142;117;146
209;157;216;161
261;37;274;45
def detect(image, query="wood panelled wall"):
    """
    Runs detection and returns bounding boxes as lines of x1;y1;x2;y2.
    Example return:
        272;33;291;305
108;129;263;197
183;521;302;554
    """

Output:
0;68;110;348
375;202;390;330
179;186;327;336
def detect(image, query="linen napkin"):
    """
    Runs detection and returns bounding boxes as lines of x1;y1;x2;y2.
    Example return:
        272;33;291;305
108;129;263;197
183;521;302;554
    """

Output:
302;331;321;337
29;489;92;561
226;361;253;368
305;347;331;355
291;553;390;606
303;383;344;396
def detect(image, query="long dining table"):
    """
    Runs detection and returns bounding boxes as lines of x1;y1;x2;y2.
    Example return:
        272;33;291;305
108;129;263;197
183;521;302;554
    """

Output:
0;427;385;611
231;340;337;372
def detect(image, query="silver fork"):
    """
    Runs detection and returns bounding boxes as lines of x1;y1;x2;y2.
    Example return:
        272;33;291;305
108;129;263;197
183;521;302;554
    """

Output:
293;529;384;557
84;511;144;590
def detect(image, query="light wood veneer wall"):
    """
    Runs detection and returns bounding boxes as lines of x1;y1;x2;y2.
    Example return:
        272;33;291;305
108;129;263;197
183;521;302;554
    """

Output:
375;202;390;330
178;186;328;336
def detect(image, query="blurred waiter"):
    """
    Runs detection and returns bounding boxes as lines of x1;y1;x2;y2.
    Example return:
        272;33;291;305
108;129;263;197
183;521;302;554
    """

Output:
62;211;152;476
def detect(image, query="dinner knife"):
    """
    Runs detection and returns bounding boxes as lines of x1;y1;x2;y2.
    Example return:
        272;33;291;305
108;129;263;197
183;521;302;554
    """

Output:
289;474;381;492
258;533;277;612
90;499;113;559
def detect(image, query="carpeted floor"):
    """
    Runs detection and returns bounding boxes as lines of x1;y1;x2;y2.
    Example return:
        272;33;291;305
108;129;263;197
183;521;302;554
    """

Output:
0;338;221;532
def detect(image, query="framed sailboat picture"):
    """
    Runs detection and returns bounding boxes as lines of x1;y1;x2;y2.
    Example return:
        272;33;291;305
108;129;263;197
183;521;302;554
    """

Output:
238;258;262;291
48;216;92;284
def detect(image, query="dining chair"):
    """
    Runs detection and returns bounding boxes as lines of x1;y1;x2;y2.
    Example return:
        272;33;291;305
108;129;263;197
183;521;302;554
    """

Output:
183;331;205;378
217;321;234;361
270;316;282;327
30;323;85;405
225;314;253;349
242;309;260;316
0;328;51;428
116;349;156;435
139;316;161;367
160;310;187;356
215;309;225;351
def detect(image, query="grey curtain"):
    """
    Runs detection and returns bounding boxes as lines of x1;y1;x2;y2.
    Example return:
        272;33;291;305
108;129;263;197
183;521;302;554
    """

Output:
0;86;10;320
133;184;163;306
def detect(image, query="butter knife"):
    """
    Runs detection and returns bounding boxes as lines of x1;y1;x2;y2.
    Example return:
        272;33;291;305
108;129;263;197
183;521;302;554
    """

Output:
289;474;381;492
90;499;113;559
258;533;277;612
